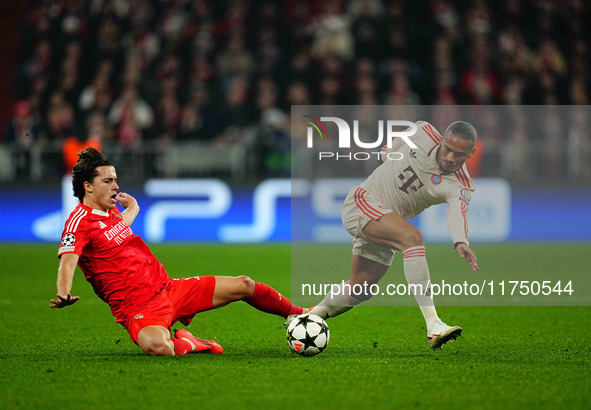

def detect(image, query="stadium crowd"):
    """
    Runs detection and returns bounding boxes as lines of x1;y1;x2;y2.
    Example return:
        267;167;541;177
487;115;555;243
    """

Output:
2;0;590;183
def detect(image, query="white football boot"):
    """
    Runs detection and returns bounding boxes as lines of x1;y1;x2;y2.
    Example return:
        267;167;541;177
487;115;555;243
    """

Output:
428;319;462;350
283;308;310;328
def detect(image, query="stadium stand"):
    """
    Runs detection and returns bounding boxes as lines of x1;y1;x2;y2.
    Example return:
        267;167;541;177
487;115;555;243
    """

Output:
2;0;590;184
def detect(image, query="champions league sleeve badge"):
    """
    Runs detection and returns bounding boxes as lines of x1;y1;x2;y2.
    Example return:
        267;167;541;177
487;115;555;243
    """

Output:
61;233;76;246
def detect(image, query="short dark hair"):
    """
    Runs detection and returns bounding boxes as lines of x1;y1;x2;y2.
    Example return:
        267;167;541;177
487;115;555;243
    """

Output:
445;121;478;147
72;148;114;202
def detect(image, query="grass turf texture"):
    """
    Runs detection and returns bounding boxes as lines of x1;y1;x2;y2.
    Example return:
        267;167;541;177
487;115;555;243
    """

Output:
0;244;589;409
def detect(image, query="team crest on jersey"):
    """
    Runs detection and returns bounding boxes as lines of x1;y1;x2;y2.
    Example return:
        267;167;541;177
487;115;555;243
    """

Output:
61;233;76;246
431;174;442;185
133;313;144;320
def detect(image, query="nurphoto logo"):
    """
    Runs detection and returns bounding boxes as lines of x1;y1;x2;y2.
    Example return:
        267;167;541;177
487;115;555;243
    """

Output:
303;116;417;161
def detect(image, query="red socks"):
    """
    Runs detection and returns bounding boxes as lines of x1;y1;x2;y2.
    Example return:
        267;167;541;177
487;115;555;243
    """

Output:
172;337;193;355
246;282;303;317
170;284;303;356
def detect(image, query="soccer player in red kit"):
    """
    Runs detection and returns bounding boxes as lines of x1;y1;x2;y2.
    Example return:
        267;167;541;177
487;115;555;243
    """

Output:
51;148;305;356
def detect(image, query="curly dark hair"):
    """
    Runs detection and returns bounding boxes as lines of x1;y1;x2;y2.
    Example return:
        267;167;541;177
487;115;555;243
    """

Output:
72;148;114;202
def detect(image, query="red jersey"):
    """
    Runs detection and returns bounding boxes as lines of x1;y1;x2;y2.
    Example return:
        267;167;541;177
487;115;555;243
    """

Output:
58;203;170;323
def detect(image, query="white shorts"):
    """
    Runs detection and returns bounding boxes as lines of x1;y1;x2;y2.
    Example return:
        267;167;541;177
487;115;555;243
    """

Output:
341;186;396;266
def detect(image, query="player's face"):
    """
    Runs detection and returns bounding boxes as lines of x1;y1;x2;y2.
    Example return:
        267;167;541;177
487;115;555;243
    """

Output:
436;133;475;174
84;166;119;211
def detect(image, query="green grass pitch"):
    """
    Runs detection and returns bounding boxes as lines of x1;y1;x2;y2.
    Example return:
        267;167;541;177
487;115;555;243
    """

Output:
0;244;589;409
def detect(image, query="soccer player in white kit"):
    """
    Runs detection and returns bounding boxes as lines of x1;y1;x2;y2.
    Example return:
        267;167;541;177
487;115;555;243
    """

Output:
309;120;480;350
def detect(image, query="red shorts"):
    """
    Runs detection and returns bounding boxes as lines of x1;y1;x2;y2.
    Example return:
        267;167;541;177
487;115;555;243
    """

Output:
125;276;216;344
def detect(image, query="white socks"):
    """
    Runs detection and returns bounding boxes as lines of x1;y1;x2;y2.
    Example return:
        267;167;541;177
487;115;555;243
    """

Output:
403;246;439;332
311;281;358;319
313;246;440;332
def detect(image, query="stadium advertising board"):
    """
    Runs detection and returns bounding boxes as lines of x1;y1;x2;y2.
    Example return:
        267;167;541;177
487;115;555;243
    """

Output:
0;177;589;243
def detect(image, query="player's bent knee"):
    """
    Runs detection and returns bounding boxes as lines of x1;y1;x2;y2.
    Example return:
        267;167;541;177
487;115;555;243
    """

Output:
235;275;255;299
141;339;171;356
137;326;173;356
402;228;424;249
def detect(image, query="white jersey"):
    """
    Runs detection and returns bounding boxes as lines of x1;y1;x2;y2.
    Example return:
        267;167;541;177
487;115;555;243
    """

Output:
360;121;475;245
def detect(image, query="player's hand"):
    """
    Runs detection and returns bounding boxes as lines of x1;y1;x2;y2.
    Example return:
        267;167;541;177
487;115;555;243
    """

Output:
456;243;479;272
115;192;137;209
50;293;80;308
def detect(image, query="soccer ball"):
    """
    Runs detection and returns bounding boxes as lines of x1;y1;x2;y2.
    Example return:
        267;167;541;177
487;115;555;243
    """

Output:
286;313;330;357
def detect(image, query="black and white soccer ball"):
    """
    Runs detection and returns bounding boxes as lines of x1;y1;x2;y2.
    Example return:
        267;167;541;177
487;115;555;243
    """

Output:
286;313;330;357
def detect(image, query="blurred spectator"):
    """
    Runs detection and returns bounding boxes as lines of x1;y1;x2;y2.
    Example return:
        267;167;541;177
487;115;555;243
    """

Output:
432;0;461;42
4;0;591;184
256;76;279;115
433;72;458;105
285;82;311;106
256;26;283;75
383;60;421;105
287;49;312;84
501;75;526;105
4;101;43;178
311;16;353;61
534;39;567;76
214;76;251;146
460;36;500;104
539;107;565;180
122;22;160;70
501;117;531;183
177;103;202;141
155;89;181;137
567;108;591;180
569;78;589;105
465;0;492;36
90;0;130;20
46;92;75;141
349;0;385;60
16;40;52;98
108;85;153;147
159;3;188;52
216;35;255;84
318;76;342;105
95;18;122;61
79;72;114;115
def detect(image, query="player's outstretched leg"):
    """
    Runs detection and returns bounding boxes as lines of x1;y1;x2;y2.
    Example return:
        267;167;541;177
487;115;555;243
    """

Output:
310;255;389;321
308;281;355;320
212;276;304;318
246;280;304;317
402;246;462;349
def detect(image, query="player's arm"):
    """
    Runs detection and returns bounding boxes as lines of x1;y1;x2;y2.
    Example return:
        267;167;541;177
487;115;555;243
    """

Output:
116;192;140;226
446;196;479;272
50;253;80;308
